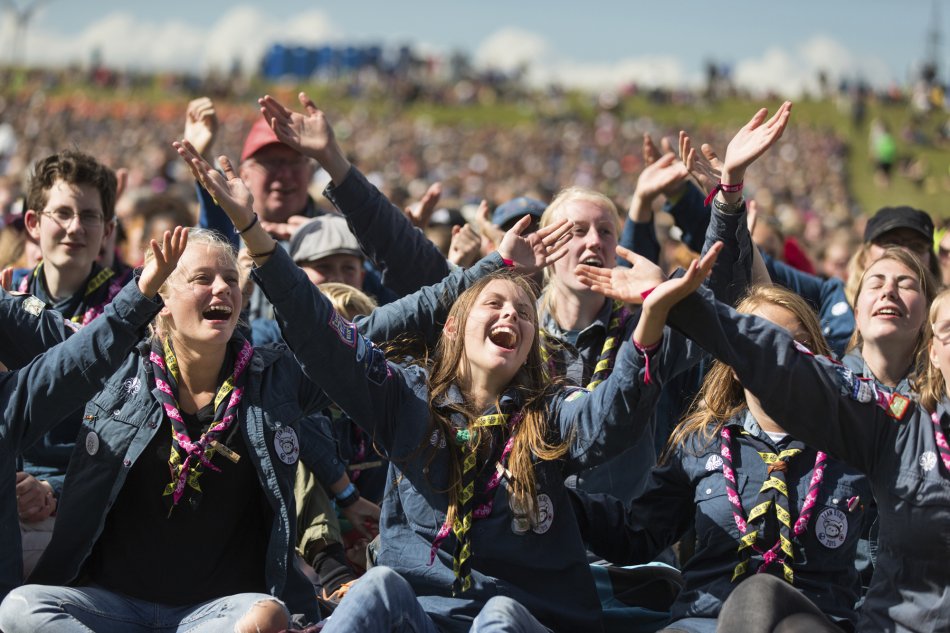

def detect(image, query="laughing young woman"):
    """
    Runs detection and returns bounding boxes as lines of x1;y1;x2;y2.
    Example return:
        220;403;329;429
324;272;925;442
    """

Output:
178;107;723;629
577;245;950;633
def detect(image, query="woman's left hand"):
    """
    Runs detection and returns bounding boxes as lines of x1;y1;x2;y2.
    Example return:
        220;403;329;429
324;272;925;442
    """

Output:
173;140;256;230
497;215;573;273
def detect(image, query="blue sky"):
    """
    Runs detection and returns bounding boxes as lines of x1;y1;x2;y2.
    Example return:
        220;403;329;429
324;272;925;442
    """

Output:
2;0;946;95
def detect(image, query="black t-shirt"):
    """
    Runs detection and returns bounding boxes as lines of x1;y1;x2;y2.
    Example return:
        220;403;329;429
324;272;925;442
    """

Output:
85;374;273;605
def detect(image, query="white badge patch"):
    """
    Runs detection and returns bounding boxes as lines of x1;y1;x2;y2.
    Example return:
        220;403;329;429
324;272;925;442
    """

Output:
830;301;850;317
919;451;938;472
23;296;45;317
273;427;300;465
705;454;723;471
815;507;848;549
123;377;141;396
532;493;554;535
85;431;100;456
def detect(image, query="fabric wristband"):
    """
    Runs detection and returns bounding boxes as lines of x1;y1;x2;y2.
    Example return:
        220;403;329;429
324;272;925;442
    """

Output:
703;181;744;206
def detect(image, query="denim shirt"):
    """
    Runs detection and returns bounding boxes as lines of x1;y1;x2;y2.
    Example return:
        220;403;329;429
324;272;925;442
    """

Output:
252;246;676;632
0;280;162;600
581;411;868;625
669;284;950;633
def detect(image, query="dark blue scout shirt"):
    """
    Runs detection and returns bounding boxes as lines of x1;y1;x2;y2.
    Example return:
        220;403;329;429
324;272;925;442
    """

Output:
668;283;950;633
252;246;683;633
0;278;162;601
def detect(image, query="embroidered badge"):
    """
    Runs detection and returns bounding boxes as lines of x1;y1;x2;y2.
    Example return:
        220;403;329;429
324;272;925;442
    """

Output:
532;493;555;535
123;377;141;396
430;430;446;449
85;431;100;456
273;427;300;465
328;311;357;348
22;295;45;317
830;301;850;317
365;346;390;386
887;393;910;420
815;507;848;549
705;454;724;471
919;451;938;472
511;515;531;535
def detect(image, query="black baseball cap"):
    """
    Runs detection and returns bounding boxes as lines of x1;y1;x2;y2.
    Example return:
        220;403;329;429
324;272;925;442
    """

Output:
864;206;934;244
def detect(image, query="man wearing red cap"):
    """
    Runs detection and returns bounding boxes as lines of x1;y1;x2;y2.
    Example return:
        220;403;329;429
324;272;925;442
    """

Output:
183;97;322;247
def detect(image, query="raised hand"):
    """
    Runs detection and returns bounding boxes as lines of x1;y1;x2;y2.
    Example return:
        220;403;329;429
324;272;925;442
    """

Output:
575;244;668;304
642;133;675;166
680;131;724;194
721;101;792;182
641;242;722;312
475;200;506;249
498;215;573;273
183;97;219;159
139;226;188;298
447;224;482;268
173;140;255;228
630;152;689;221
404;182;442;229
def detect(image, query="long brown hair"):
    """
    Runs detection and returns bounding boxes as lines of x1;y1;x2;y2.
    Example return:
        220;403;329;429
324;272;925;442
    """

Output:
664;285;833;459
846;246;937;383
917;289;950;412
426;269;570;528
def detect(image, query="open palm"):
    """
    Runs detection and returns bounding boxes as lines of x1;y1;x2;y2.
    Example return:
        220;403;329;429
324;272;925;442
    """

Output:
259;92;334;157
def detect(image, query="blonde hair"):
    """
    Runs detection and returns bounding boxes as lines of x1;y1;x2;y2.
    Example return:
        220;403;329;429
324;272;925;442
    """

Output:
426;270;570;529
538;186;622;318
917;289;950;412
145;228;238;339
318;282;377;321
664;285;832;457
846;247;937;384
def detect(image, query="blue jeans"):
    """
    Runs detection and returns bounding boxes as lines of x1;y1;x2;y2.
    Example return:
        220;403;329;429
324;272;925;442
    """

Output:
0;584;288;633
322;567;550;633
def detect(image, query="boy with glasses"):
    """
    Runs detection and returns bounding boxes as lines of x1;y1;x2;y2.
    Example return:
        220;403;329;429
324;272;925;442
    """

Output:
7;150;125;575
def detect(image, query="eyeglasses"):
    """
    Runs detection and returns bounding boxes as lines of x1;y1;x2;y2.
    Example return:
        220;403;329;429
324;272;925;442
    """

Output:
244;156;311;173
42;208;105;228
933;320;950;342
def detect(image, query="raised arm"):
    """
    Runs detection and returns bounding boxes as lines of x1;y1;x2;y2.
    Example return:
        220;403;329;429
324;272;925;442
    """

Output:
578;250;896;474
259;92;450;295
3;228;186;449
0;291;75;369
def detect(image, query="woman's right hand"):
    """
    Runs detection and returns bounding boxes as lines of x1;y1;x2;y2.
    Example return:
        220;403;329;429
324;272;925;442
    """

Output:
139;226;188;298
496;215;573;273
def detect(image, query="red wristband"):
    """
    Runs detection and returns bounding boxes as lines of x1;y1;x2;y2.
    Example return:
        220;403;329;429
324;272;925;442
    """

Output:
640;286;656;301
502;257;515;268
703;181;744;207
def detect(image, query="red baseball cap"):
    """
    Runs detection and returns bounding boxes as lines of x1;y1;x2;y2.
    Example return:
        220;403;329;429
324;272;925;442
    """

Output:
240;117;284;162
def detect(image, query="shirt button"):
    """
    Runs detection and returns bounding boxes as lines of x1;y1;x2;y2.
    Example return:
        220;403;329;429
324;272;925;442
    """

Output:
123;459;131;467
832;498;839;504
705;488;713;495
147;421;157;429
113;410;121;417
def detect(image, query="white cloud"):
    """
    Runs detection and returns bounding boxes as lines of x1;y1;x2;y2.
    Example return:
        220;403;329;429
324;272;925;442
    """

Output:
733;35;894;97
1;5;340;73
473;27;549;74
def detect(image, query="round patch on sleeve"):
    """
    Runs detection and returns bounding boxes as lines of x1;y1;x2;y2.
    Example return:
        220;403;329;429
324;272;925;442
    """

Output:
532;493;555;535
830;301;850;317
815;507;848;549
273;427;300;465
85;431;100;456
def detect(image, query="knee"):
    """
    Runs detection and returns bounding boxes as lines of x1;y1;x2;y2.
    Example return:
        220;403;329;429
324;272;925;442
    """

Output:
359;566;411;595
0;585;53;631
234;598;290;633
472;596;534;631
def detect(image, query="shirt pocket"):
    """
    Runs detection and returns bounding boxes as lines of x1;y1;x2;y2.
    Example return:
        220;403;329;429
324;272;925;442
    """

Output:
694;471;748;542
805;482;860;553
888;469;950;555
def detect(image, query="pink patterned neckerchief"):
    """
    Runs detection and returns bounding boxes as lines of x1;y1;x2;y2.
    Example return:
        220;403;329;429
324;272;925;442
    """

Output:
150;337;254;512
